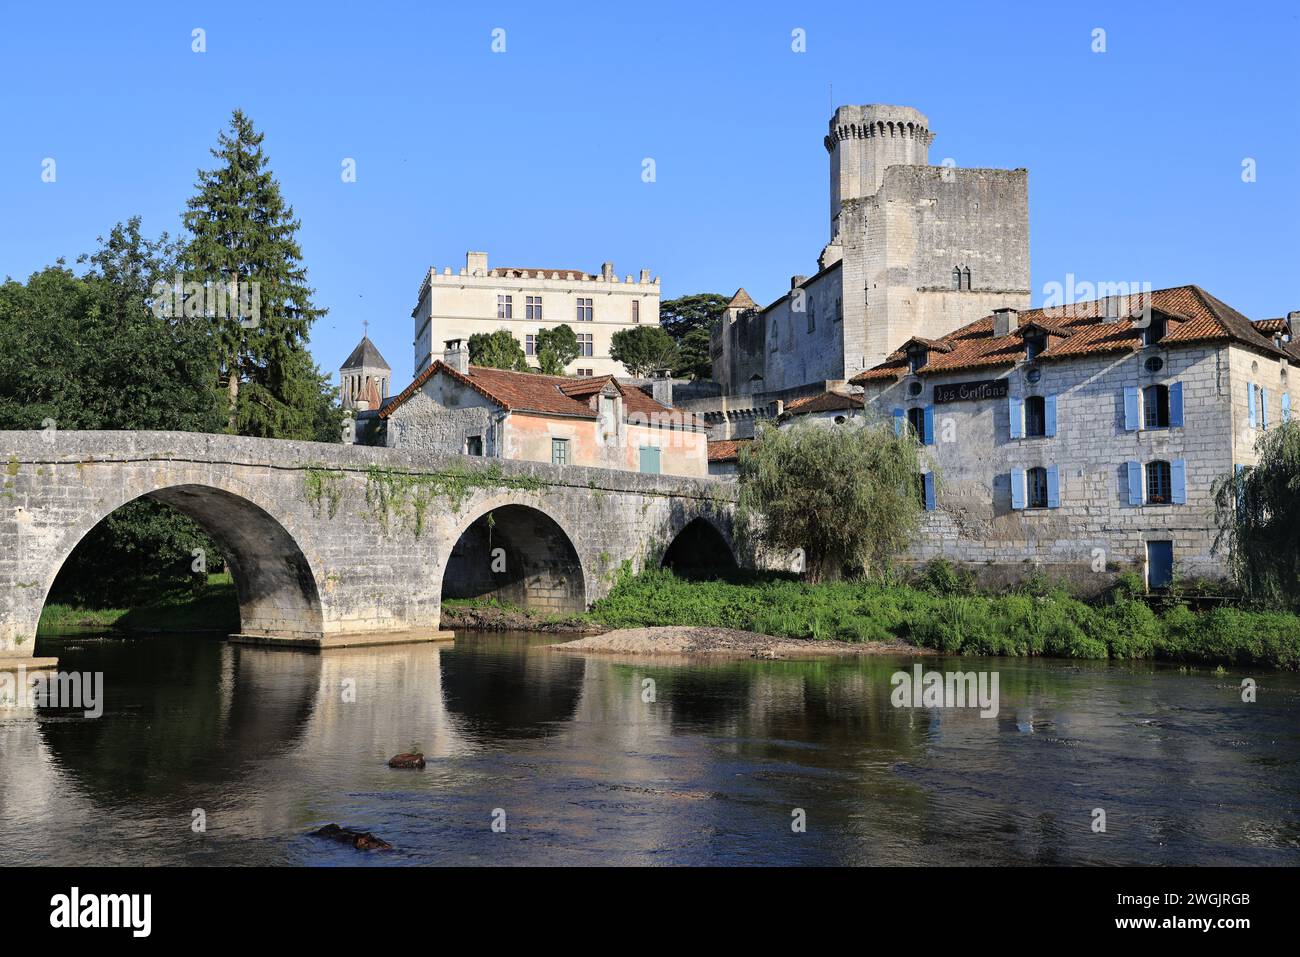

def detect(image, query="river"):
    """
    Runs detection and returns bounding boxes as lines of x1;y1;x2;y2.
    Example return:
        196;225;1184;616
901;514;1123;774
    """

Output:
1;630;1297;866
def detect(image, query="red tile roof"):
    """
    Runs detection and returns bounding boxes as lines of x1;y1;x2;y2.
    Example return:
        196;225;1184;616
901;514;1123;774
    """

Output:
782;391;865;416
707;438;751;462
852;285;1289;384
380;362;704;427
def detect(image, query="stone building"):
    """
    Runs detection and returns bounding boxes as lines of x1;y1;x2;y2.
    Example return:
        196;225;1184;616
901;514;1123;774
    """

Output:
411;251;660;379
853;286;1298;590
376;340;709;477
711;104;1031;398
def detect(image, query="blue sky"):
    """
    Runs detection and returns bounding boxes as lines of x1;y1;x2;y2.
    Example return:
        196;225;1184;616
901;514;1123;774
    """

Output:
1;1;1296;384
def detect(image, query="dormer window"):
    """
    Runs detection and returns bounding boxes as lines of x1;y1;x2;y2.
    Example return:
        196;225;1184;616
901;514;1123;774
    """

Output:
1024;332;1046;362
907;347;928;373
1144;313;1167;346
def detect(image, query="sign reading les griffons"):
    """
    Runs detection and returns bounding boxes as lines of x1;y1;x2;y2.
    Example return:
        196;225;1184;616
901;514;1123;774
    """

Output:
933;378;1010;404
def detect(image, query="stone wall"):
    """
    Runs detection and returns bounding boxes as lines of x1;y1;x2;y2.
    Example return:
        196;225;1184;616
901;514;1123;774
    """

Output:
0;431;738;655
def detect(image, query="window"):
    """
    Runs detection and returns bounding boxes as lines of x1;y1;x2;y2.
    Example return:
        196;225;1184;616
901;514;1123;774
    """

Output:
551;438;569;466
632;300;640;323
907;348;928;373
962;267;971;291
525;334;536;356
952;267;962;291
576;367;593;377
577;333;593;357
1143;384;1170;428
1144;313;1166;346
526;295;543;321
576;297;593;322
807;299;816;333
1146;460;1172;505
1024;333;1045;362
1026;466;1049;509
1024;395;1046;437
497;294;513;319
907;407;927;444
465;435;483;456
834;297;842;322
639;445;661;474
1146;540;1174;589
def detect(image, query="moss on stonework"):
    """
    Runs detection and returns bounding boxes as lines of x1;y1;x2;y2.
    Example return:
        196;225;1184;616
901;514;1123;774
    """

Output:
304;466;345;518
363;462;547;537
5;456;18;476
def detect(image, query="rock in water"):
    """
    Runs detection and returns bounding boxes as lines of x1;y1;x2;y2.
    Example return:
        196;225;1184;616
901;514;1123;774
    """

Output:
312;823;394;851
387;752;426;769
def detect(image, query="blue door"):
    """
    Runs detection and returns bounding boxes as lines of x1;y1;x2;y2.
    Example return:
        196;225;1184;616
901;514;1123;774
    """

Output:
1146;541;1173;590
639;446;661;474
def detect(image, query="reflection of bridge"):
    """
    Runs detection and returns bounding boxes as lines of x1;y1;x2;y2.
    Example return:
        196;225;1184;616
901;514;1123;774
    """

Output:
0;432;738;667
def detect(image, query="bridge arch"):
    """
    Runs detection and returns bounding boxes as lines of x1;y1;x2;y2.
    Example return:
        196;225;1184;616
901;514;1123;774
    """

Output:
660;514;738;577
34;482;324;650
438;496;588;614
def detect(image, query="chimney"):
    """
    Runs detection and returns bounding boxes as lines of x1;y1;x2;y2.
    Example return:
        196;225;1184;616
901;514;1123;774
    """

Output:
601;262;614;280
650;368;674;407
791;275;808;289
1101;295;1122;324
466;251;488;275
992;307;1021;337
443;338;470;374
1288;311;1300;342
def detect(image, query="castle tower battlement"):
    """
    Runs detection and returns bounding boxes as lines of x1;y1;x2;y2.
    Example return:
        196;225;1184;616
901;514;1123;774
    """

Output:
825;104;934;240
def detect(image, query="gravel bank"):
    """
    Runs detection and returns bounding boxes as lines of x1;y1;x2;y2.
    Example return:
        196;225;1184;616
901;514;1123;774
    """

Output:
551;625;931;659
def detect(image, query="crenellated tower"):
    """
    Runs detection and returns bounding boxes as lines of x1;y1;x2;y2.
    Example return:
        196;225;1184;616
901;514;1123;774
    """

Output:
825;104;934;241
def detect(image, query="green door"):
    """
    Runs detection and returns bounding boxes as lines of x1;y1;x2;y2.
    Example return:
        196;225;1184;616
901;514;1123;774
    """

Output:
639;446;661;474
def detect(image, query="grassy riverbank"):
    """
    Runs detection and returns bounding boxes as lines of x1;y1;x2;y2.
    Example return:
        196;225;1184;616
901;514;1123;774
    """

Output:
590;569;1300;670
38;573;239;633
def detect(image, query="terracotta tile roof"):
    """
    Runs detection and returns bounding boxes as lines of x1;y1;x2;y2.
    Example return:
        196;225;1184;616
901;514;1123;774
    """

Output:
851;285;1289;384
782;391;865;416
1252;317;1290;335
380;363;705;427
727;288;758;310
707;438;751;462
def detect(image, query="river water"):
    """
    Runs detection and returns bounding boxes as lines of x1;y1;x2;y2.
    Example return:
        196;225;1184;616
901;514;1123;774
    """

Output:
1;630;1297;866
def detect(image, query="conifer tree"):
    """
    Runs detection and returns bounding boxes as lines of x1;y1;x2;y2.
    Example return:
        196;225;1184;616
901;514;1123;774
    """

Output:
182;109;330;437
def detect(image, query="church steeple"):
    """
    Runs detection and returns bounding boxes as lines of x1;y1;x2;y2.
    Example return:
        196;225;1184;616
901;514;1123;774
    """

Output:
340;323;391;412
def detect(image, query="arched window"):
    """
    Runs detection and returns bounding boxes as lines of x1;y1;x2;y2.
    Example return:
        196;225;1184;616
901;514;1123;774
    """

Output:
1026;466;1049;508
1146;460;1172;504
1143;384;1170;429
1024;395;1046;437
953;267;962;291
962;267;972;291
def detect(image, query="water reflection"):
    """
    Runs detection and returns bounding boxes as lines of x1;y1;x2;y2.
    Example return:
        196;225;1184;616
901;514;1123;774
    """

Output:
0;632;1297;866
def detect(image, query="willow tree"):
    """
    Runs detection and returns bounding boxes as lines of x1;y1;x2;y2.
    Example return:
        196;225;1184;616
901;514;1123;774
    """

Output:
182;110;329;437
737;417;928;582
1213;421;1300;611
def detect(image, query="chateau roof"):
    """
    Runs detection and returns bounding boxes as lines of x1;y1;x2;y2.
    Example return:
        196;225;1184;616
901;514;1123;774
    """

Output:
341;336;390;371
727;288;758;310
380;362;705;427
851;285;1291;384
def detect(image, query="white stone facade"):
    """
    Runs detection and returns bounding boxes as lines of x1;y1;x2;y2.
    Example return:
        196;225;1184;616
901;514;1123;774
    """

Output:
412;251;660;378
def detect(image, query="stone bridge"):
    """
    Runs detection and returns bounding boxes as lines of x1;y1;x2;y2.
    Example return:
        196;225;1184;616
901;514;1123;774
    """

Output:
0;431;739;668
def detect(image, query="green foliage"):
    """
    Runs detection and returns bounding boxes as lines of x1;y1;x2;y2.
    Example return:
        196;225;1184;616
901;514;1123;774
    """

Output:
915;558;977;596
658;293;728;379
609;324;679;377
39;572;238;633
358;462;548;537
534;324;580;375
1213;421;1300;611
467;329;528;371
590;569;1300;669
737;418;926;582
181;109;333;438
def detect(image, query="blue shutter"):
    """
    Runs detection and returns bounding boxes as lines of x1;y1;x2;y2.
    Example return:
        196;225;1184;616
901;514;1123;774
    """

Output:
1044;394;1057;437
1260;388;1269;429
1127;460;1143;505
1124;386;1141;431
923;472;936;511
923;406;935;446
1247;383;1257;428
1171;459;1187;504
1011;468;1026;510
1046;464;1060;508
1009;396;1024;439
1283;392;1292;423
1168;381;1184;428
893;408;905;437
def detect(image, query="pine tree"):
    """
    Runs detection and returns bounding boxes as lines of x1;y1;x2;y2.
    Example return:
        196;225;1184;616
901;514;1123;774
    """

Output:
182;109;329;437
